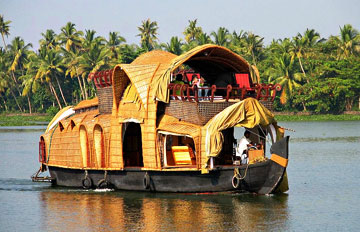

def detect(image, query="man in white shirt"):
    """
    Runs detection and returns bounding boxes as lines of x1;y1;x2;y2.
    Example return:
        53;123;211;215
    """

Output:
236;130;251;164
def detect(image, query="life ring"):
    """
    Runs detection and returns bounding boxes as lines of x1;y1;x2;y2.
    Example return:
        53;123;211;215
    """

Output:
82;176;93;189
97;179;109;189
143;172;150;190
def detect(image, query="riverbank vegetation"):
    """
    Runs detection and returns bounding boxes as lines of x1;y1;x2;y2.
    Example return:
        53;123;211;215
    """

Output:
0;16;359;115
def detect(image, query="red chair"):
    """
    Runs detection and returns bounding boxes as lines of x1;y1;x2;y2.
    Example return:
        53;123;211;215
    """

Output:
186;73;200;83
235;73;252;90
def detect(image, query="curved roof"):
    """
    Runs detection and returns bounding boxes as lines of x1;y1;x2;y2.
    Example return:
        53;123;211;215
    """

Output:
112;44;255;109
150;44;252;103
131;50;177;65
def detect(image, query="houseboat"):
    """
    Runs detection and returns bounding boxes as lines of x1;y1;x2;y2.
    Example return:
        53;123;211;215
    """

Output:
33;44;289;194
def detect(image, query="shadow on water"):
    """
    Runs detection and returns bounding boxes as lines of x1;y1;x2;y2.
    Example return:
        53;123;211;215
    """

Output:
37;189;289;232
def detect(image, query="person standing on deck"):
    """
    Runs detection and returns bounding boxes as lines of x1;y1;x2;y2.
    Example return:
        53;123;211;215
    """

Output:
236;130;251;164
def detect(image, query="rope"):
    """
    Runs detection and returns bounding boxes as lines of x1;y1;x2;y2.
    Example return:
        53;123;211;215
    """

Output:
46;123;58;164
232;165;249;189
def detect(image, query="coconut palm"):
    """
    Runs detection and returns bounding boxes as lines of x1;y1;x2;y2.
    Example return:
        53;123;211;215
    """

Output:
9;36;33;74
183;19;203;43
18;51;42;114
137;19;159;51
0;15;11;52
61;47;87;100
267;53;304;105
290;35;307;76
196;32;212;45
211;27;230;47
106;31;126;60
39;29;59;50
331;24;360;59
161;36;183;55
35;49;67;108
58;22;84;52
242;32;264;66
77;42;110;97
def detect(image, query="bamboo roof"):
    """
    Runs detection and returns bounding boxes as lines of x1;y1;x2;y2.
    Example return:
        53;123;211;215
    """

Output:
73;97;99;110
113;44;255;108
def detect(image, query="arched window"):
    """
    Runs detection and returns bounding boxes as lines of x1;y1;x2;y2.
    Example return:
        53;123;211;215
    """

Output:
94;125;105;168
79;125;90;167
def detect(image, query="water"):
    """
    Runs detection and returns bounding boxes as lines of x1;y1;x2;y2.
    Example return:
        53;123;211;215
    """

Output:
0;122;359;231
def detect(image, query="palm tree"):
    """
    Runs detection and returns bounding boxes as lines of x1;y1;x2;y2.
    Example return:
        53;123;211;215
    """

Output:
229;30;245;54
267;53;304;105
0;15;11;51
18;51;42;114
211;27;230;47
106;31;126;60
242;32;264;66
58;22;84;52
35;49;67;108
8;36;32;104
196;32;212;45
290;35;307;76
39;29;59;50
331;24;360;59
61;47;87;100
9;37;33;74
137;19;159;51
183;19;203;43
78;42;110;97
161;36;183;55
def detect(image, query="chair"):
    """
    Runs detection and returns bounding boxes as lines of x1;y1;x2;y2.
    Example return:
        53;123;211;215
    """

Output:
235;73;252;90
171;146;196;165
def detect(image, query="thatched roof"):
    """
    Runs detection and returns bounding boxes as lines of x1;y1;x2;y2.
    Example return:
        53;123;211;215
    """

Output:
112;44;255;108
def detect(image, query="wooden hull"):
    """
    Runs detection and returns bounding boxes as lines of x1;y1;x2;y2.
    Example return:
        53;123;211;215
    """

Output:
46;137;289;194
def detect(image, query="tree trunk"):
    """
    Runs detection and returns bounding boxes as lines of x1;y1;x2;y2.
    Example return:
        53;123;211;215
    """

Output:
77;76;85;100
10;88;23;112
82;76;88;99
299;57;306;78
27;95;32;114
301;101;307;112
1;33;8;52
2;99;8;111
49;82;62;109
75;68;85;100
54;76;67;106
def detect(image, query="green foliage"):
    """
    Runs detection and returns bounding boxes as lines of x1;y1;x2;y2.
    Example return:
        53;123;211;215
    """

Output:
0;15;359;116
46;106;59;117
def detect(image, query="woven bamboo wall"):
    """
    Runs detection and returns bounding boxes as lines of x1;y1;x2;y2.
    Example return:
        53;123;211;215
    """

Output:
109;117;123;168
141;101;158;169
44;111;114;170
97;86;113;114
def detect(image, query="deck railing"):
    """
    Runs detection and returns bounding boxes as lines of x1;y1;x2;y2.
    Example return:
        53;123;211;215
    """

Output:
168;83;282;102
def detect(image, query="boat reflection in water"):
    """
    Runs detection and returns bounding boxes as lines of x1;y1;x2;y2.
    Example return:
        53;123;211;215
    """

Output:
40;190;289;231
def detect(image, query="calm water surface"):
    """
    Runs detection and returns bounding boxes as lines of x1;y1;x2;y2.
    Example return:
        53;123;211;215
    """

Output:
0;122;359;231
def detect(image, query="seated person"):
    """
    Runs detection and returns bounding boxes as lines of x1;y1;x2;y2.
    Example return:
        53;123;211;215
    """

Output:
191;75;206;99
236;130;252;164
171;74;185;97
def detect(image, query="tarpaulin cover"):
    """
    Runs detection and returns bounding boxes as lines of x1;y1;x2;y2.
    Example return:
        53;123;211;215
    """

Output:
205;98;275;159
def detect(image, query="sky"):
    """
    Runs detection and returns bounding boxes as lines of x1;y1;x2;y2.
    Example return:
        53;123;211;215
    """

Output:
1;0;359;50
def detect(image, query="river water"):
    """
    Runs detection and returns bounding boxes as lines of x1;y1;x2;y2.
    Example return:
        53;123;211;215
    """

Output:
0;121;359;231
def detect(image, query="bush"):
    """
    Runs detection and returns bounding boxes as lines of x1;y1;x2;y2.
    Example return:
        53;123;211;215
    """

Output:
46;106;59;117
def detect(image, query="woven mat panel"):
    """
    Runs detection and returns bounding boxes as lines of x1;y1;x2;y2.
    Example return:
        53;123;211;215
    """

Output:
113;67;130;106
259;100;273;111
164;101;236;126
97;86;113;114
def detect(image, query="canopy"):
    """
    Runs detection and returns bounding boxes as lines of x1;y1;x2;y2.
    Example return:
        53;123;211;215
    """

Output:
205;98;275;158
150;44;253;103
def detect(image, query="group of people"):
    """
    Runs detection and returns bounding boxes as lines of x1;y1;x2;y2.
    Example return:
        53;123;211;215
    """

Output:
172;73;209;99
